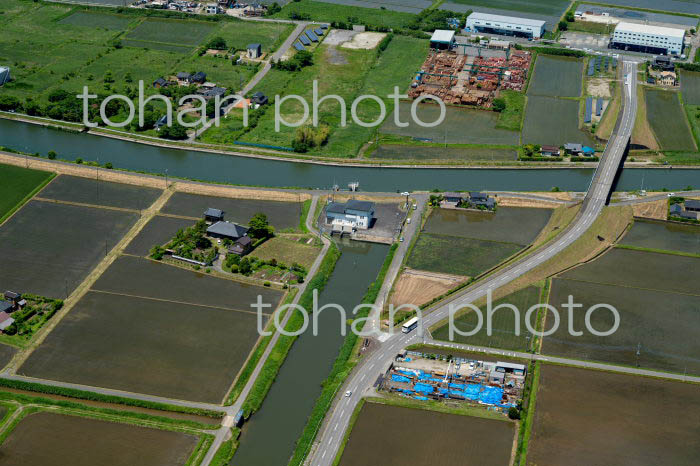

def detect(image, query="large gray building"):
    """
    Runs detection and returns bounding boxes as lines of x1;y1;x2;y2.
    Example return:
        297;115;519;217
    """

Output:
465;12;546;39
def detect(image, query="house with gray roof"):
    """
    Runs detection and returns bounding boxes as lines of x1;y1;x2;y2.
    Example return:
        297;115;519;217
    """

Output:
207;221;249;240
204;208;224;223
685;199;700;212
0;312;14;332
326;200;375;230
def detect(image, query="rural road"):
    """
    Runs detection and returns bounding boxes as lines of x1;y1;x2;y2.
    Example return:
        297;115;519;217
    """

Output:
192;21;309;140
308;60;640;466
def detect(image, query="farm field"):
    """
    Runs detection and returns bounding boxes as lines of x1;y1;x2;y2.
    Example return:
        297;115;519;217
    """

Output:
0;163;53;220
529;364;700;466
432;285;542;350
528;56;584;98
577;3;699;27
0;411;198;466
124;215;195;257
644;88;697;151
619;219;700;255
338;402;514;466
0;345;17;370
573;0;700;15
0;200;138;298
0;2;293;110
406;233;522;276
249;235;321;269
380;103;520;146
681;71;700;105
271;0;418;29
314;0;431;14
38;175;162;210
20;289;268;403
161;192;303;231
389;269;468;309
522;95;595;146
423;207;553;245
544;278;700;374
239;35;428;156
559;247;700;295
370;145;518;161
91;255;283;312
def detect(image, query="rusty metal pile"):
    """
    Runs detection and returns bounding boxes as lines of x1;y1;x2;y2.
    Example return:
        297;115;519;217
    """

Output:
409;49;532;108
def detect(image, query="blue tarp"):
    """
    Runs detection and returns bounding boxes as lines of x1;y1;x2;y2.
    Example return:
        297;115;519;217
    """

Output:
391;374;411;383
478;386;503;405
582;146;595;155
414;383;434;394
414;396;429;401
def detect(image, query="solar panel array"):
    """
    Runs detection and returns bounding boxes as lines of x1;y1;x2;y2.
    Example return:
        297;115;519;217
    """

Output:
584;97;593;123
306;30;319;42
299;34;311;46
293;42;305;51
596;98;604;116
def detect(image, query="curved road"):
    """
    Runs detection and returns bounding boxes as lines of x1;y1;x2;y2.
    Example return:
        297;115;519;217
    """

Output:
309;60;638;466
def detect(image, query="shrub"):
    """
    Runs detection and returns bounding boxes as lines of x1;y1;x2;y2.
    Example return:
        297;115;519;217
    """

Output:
47;150;57;160
508;407;521;419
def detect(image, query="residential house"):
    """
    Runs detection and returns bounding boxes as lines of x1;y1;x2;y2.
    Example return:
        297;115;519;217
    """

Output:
247;43;262;59
686;199;700;212
653;56;674;71
204;207;224;223
252;92;268;106
205;3;221;14
207;221;249;240
326;200;375;230
564;143;583;155
442;192;464;207
469;192;496;209
670;203;683;216
658;71;677;86
153;77;168;88
0;312;14;332
189;71;207;84
198;86;227;100
3;291;24;311
540;145;560;156
229;236;252;255
0;301;13;314
176;72;191;86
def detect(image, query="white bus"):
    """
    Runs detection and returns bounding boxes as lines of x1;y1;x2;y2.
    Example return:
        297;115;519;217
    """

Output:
401;316;419;334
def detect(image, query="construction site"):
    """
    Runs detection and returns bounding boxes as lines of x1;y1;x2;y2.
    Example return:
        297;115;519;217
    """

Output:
409;47;531;108
379;351;526;412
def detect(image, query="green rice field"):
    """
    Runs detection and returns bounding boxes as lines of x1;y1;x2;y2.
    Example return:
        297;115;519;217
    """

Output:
406;233;522;277
423;207;553;245
58;10;134;30
0;163;53;221
380;103;520;146
432;285;542;350
38;175;162;210
370;145;518;161
124;18;217;50
681;71;700;105
645;88;697;151
522;95;595;146
338;402;514;466
527;55;584;98
620;219;700;255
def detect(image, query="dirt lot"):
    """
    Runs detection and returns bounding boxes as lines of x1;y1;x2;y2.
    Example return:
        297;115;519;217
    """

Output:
20;290;268;403
390;269;468;309
0;411;198;466
586;77;612;98
341;32;387;50
631;199;668;220
0;200;138;298
338;402;514;466
161;192;302;231
529;364;700;466
38;174;162;210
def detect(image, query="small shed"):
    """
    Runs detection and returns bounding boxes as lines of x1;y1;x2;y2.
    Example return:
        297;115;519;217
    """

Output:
247;43;262;59
540;145;560;156
252;92;268;106
430;30;456;50
0;301;13;314
153;77;168;88
443;192;464;204
564;143;582;155
229;236;252;256
190;71;207;84
0;312;14;332
685;199;700;212
204;208;224;222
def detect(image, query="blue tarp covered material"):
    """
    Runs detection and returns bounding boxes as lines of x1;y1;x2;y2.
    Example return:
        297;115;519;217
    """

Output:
391;374;411;383
478;386;503;405
404;357;412;362
464;384;481;400
449;382;465;390
414;383;434;394
414;396;429;401
438;387;449;395
398;389;414;395
582;146;595;155
397;369;418;377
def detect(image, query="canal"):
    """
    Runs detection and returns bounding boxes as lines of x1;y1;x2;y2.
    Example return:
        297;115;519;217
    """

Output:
231;240;389;466
1;118;698;191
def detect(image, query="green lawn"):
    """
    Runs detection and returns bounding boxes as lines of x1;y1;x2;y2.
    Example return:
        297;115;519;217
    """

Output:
270;0;418;29
250;236;321;270
0;164;54;223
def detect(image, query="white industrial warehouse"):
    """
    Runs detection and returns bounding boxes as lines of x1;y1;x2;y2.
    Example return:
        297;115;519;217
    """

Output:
465;12;546;39
610;22;685;55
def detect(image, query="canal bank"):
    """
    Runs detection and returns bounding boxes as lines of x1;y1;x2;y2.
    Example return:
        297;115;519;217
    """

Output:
231;239;389;466
1;118;699;191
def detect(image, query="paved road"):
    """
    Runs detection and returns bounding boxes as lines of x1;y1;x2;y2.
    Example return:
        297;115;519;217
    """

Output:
614;190;700;205
308;60;639;466
192;21;309;140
